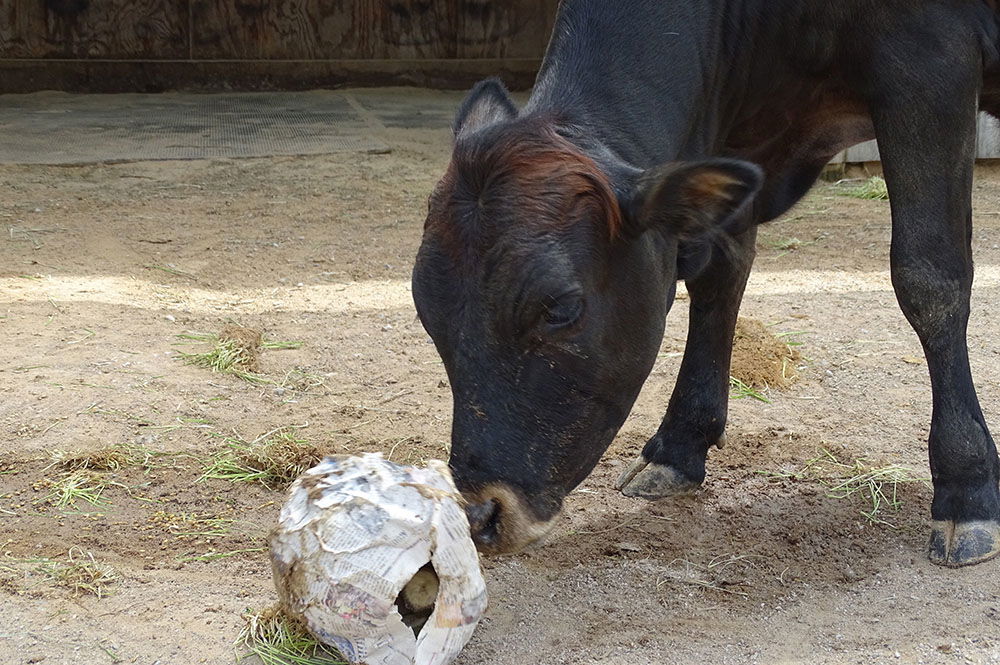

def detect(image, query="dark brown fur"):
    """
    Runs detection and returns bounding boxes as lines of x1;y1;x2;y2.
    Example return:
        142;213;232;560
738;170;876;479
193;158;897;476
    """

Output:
426;119;622;255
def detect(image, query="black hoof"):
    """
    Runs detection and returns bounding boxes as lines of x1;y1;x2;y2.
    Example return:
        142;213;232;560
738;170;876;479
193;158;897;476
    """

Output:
928;520;1000;567
614;457;701;499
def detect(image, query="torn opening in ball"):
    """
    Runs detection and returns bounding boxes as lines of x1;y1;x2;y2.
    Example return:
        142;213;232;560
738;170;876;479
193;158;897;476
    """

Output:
396;563;439;634
269;453;488;665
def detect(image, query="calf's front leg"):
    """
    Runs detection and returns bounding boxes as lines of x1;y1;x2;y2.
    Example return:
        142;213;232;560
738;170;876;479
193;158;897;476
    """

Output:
616;226;756;497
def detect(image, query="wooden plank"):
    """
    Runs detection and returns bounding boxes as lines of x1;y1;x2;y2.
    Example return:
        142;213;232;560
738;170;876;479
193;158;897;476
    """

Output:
0;0;188;59
191;0;558;61
192;0;350;60
2;0;558;62
0;58;544;94
192;0;464;61
374;0;458;60
457;0;559;59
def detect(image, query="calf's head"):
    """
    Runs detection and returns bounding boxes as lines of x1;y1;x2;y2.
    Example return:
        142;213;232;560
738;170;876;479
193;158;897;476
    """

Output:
412;80;762;554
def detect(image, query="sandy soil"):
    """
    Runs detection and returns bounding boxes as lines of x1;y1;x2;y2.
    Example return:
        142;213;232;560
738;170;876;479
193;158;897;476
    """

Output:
3;92;1000;665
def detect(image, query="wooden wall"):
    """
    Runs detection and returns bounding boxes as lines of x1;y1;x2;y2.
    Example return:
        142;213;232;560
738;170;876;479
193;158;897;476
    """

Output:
0;0;561;92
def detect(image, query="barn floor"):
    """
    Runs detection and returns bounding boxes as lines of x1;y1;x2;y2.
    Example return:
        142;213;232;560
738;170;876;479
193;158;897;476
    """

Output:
2;88;1000;665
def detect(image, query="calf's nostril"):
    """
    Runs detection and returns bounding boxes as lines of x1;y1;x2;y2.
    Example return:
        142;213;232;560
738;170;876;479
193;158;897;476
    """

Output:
465;499;501;546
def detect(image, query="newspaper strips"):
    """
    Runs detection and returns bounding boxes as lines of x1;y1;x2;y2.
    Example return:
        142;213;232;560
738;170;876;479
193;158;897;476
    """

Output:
270;453;488;665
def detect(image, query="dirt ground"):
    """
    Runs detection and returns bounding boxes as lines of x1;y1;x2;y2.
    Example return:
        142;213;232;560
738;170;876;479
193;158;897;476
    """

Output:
3;88;1000;665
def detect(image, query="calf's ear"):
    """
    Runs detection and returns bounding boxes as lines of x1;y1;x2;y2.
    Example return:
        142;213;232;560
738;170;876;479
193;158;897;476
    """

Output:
622;159;763;239
454;78;518;139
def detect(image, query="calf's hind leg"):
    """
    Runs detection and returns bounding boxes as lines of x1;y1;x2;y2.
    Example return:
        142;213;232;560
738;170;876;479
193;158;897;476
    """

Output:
871;52;1000;567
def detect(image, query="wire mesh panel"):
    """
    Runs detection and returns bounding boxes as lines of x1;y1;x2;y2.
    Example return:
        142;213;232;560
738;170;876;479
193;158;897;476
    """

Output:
0;91;390;164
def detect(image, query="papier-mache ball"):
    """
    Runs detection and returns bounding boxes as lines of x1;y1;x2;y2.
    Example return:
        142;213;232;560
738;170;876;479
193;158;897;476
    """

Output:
269;453;488;665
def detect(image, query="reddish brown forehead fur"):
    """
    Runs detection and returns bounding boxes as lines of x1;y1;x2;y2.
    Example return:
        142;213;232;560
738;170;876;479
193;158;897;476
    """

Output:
427;119;622;245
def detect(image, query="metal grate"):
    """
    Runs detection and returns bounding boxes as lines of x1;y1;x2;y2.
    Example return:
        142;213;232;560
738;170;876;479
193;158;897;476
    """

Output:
0;91;390;164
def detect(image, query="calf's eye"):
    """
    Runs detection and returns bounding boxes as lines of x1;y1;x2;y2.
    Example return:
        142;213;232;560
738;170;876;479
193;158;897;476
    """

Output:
542;294;584;329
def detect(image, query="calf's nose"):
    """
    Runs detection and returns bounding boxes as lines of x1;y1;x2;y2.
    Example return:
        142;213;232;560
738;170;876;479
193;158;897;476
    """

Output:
464;498;501;550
